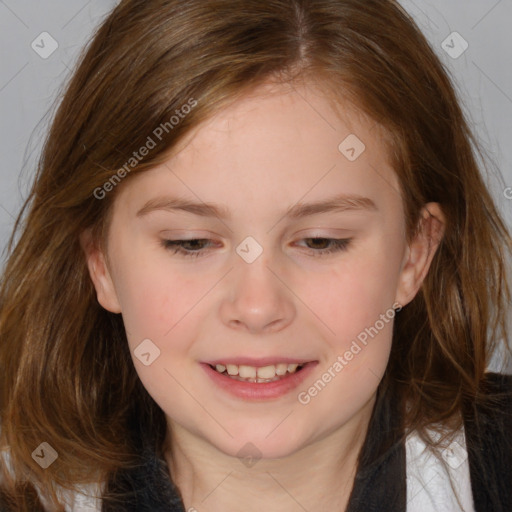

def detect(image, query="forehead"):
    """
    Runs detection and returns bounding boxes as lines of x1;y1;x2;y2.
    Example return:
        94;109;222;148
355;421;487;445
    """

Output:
177;80;382;157
112;80;403;224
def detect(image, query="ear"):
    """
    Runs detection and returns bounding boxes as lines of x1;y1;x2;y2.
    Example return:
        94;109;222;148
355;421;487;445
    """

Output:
80;228;122;313
395;202;445;307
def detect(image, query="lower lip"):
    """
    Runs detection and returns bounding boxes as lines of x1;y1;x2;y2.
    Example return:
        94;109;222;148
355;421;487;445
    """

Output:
200;362;318;400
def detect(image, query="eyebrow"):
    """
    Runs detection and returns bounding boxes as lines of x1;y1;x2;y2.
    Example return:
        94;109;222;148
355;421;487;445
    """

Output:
136;193;378;220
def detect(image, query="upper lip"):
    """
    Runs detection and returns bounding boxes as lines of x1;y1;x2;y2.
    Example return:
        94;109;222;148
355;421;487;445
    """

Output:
204;357;316;367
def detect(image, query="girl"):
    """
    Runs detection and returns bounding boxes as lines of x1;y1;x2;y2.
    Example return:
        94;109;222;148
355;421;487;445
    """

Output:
1;0;511;511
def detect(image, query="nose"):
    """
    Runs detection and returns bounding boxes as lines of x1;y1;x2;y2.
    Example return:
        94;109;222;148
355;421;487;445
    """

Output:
219;254;296;335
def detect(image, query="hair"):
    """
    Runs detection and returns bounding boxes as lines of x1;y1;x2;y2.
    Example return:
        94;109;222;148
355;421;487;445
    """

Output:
1;0;511;510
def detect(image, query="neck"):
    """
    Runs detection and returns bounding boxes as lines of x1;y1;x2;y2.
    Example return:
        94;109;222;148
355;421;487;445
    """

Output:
163;395;376;512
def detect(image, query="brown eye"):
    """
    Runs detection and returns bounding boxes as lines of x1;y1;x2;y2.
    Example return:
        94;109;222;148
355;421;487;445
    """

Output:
298;238;352;256
162;238;214;258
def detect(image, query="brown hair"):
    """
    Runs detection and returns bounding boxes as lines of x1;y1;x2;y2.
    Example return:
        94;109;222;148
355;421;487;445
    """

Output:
1;0;511;509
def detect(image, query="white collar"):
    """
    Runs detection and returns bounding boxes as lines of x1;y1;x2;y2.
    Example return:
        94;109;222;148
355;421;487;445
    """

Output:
406;425;475;511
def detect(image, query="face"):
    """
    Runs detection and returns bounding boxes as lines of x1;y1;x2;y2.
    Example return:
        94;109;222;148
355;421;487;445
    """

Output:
83;81;443;460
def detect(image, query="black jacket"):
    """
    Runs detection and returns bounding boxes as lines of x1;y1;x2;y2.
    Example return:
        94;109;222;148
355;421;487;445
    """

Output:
100;372;512;512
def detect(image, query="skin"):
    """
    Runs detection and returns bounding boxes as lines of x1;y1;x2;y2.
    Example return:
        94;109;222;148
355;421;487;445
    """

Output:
82;80;445;511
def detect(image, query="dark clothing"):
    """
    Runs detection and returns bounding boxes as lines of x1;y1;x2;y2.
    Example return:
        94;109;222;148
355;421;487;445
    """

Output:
101;372;512;512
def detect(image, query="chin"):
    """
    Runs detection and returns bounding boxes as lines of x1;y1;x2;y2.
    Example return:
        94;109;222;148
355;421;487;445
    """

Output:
211;426;307;462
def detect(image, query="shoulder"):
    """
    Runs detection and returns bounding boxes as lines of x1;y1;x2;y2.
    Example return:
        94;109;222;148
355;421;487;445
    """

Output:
463;371;512;511
0;443;102;512
466;371;512;431
405;372;512;512
480;371;512;394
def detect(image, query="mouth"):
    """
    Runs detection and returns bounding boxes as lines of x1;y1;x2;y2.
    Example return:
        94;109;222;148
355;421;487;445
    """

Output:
207;361;307;383
201;359;318;400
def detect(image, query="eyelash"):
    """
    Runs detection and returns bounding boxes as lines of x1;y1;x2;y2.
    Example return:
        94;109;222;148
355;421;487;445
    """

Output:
161;237;352;259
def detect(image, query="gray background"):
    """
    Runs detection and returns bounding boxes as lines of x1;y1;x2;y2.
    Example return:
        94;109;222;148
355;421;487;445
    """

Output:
0;1;511;368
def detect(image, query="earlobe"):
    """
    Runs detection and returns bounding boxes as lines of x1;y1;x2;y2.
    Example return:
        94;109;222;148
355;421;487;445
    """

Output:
80;229;122;313
395;203;445;307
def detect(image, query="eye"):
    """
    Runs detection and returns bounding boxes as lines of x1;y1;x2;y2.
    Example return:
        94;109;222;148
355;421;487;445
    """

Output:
161;238;214;258
295;237;352;256
161;237;352;258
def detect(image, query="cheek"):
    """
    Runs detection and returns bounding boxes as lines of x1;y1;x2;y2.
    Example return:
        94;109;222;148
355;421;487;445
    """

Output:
112;260;204;410
109;229;201;337
108;239;199;364
300;238;402;340
291;235;403;410
294;250;399;420
120;270;199;343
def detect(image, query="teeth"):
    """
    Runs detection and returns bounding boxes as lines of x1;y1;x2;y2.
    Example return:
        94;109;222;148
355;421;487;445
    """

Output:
226;364;238;376
239;365;256;379
257;365;276;379
275;363;288;376
212;362;305;380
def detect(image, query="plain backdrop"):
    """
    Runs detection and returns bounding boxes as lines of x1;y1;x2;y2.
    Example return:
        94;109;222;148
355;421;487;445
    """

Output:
0;1;511;369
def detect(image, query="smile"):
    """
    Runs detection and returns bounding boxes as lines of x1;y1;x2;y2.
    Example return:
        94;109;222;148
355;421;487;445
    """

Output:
201;361;318;400
210;362;305;382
